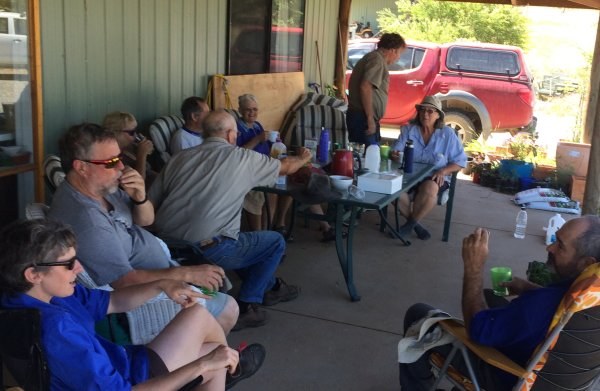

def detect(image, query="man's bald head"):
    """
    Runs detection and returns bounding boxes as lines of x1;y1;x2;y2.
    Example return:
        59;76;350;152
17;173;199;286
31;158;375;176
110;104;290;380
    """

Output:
202;110;237;144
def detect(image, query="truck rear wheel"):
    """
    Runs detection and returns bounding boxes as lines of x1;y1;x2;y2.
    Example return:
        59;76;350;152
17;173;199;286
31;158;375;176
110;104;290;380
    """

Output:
445;111;478;144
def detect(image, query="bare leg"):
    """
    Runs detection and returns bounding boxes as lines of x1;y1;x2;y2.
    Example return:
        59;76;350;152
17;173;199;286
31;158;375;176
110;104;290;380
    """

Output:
397;193;412;218
397;181;437;239
410;180;438;222
266;193;279;227
147;304;227;389
245;211;263;231
273;195;293;228
215;296;240;335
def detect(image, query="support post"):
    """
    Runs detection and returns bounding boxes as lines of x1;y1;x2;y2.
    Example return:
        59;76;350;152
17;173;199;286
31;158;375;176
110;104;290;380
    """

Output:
334;0;351;100
583;12;600;215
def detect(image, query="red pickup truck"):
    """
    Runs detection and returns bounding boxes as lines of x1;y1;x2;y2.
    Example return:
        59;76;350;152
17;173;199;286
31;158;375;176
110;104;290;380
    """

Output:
346;39;536;142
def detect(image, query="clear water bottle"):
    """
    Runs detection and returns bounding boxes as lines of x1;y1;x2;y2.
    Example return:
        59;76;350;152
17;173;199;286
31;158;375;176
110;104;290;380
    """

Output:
514;206;527;239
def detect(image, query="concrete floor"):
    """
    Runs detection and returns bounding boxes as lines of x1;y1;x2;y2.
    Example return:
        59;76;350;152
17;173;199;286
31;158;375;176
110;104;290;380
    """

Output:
227;174;579;391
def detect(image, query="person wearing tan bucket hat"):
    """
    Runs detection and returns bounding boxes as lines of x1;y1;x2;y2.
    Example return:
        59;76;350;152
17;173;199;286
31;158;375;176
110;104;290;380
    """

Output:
390;95;467;240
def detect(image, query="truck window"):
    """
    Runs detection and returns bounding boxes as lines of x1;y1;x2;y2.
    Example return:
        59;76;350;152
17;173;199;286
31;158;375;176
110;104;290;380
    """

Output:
389;47;425;71
347;45;425;72
347;46;372;69
446;47;520;76
0;17;8;34
14;18;27;35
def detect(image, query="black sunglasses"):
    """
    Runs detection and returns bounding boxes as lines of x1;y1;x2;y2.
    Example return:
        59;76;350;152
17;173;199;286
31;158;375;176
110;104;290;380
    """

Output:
80;156;122;169
122;130;137;136
34;256;78;270
418;107;437;115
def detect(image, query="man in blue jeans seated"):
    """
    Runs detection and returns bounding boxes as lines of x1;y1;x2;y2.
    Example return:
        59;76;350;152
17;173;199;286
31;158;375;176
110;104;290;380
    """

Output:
399;215;600;390
49;123;240;333
149;110;312;330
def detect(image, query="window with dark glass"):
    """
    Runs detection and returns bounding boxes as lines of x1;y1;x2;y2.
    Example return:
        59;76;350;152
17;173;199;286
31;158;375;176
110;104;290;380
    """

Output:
446;47;520;76
228;0;305;75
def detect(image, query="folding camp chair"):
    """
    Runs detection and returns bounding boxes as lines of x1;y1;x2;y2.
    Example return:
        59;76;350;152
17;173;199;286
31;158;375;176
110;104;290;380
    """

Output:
430;263;600;391
0;308;49;391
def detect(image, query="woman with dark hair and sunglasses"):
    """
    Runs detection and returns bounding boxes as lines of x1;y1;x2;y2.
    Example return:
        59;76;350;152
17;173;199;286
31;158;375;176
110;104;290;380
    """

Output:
103;111;157;188
390;96;467;241
0;219;268;390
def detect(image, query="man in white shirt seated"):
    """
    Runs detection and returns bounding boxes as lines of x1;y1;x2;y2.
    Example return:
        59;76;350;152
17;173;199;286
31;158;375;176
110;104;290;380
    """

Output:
170;96;210;155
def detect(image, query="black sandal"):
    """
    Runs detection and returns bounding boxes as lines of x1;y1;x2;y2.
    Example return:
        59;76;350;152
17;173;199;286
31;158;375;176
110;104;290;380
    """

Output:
273;226;294;242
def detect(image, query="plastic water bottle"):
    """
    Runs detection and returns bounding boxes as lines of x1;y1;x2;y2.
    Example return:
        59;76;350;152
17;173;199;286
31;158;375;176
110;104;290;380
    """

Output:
318;127;330;164
364;144;381;173
544;213;565;245
403;139;414;173
270;138;287;159
514;206;528;239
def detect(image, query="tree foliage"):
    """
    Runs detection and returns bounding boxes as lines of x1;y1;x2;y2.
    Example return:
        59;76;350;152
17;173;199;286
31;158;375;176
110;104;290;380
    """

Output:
377;0;529;48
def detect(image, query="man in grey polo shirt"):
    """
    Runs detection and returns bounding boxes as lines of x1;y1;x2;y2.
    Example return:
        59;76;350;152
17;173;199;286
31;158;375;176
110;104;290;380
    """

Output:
149;110;312;329
49;123;239;333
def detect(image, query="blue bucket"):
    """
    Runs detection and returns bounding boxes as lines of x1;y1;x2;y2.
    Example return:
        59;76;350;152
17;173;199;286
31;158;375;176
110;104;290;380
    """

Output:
519;176;535;191
500;159;533;179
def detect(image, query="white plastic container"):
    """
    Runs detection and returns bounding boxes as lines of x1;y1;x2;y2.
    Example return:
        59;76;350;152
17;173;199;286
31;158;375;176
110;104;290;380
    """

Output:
357;172;403;194
364;144;381;173
544;213;566;245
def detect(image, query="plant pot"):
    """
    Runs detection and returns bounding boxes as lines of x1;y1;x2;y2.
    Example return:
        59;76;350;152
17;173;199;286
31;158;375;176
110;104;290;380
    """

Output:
462;158;474;175
532;164;556;181
519;176;536;191
499;159;533;179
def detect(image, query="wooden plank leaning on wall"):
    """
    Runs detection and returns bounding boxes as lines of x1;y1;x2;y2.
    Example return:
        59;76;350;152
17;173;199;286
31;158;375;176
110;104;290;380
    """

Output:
209;72;305;132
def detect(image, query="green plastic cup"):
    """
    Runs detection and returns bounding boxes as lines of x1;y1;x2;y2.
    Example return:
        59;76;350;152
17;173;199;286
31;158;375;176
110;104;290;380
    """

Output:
490;267;512;296
380;145;390;160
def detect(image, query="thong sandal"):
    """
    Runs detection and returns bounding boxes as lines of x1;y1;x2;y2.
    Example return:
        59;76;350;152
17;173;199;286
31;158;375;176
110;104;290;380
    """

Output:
273;226;294;242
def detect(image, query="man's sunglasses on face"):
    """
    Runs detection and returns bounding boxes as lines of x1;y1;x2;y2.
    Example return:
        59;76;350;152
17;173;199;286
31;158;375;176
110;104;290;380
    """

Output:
122;130;137;137
80;156;122;169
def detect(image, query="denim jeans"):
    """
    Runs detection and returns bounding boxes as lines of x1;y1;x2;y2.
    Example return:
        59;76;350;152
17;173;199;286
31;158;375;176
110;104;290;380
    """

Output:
201;231;285;303
346;109;381;146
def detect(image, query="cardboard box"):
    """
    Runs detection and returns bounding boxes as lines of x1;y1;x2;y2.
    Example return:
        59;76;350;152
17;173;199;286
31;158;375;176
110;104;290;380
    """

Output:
357;172;403;194
556;142;590;177
570;175;586;204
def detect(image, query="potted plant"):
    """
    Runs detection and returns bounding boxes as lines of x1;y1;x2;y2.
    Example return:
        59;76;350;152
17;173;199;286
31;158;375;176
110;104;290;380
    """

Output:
500;134;537;180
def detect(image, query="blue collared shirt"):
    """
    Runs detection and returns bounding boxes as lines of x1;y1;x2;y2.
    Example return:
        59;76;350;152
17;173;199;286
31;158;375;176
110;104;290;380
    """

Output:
236;119;271;156
469;280;572;387
1;285;149;390
393;123;467;178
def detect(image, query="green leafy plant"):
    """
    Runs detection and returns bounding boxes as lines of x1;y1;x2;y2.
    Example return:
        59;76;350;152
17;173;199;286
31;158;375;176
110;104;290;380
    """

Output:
324;84;338;98
464;138;495;163
527;261;558;287
508;133;537;161
377;0;529;47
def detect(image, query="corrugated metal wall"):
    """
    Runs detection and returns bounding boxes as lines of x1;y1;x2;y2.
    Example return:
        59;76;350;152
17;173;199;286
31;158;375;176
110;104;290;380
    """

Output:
40;0;339;154
40;0;227;153
303;0;339;90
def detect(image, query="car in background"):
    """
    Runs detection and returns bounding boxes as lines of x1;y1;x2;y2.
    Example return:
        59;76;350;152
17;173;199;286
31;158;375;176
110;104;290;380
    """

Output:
0;12;28;66
346;39;536;142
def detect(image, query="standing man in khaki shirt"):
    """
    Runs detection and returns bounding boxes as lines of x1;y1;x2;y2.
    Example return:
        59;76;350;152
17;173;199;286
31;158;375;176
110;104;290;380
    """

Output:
347;33;406;146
